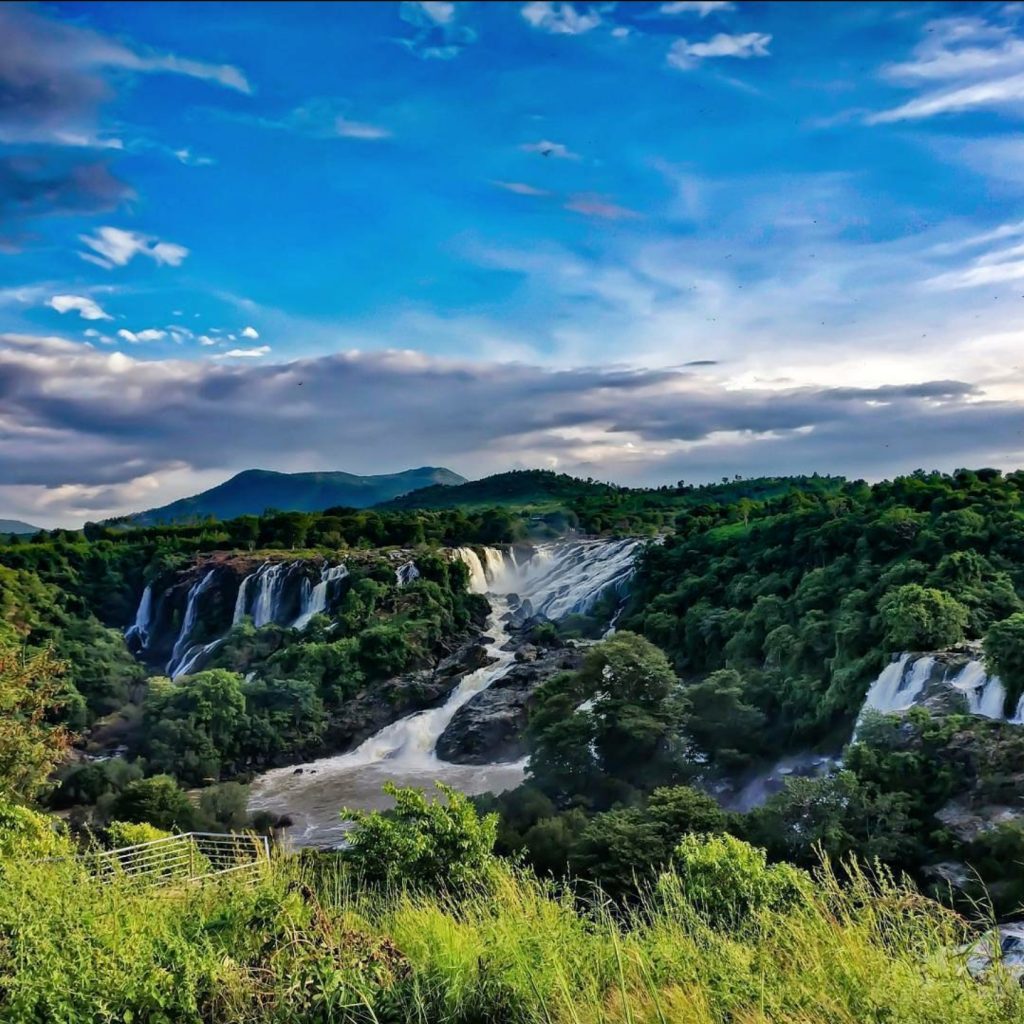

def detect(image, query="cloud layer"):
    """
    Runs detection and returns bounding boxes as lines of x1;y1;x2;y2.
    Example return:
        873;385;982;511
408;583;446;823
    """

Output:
3;333;1022;525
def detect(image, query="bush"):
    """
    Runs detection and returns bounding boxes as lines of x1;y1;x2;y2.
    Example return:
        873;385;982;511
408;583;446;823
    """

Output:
659;832;808;927
110;775;196;831
343;782;498;890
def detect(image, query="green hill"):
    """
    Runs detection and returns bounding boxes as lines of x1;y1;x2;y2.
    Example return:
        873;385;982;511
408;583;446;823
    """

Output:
378;469;619;510
124;466;466;525
0;519;41;535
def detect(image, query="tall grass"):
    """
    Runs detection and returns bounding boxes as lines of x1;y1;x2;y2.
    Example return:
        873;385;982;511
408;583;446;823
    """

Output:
0;850;1021;1023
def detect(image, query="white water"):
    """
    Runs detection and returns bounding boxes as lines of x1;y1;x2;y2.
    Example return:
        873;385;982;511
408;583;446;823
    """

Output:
856;652;1024;734
125;583;152;647
248;538;643;846
293;564;349;629
166;569;218;678
251;562;288;628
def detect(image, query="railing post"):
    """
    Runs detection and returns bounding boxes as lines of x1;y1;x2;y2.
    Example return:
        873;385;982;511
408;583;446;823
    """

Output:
188;836;196;879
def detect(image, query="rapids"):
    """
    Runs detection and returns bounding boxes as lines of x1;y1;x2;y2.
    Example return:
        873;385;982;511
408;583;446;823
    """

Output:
247;538;643;846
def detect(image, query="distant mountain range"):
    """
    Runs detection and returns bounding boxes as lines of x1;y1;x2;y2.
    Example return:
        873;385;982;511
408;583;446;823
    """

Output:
0;519;42;535
123;467;466;525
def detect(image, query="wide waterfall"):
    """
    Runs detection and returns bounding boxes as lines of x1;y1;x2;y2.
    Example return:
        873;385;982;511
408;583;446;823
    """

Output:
855;651;1024;733
248;537;644;846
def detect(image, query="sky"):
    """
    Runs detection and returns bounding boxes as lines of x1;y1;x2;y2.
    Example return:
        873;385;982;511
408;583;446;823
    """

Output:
5;0;1024;526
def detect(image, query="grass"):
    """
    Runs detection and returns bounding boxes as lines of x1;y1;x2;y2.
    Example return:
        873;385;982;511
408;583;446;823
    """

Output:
0;850;1022;1024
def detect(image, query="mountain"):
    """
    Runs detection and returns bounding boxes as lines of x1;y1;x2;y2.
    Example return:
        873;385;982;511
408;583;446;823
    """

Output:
125;467;466;525
0;519;41;535
379;470;619;510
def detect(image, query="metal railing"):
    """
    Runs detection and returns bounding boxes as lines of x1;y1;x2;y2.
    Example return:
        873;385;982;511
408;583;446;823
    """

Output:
89;831;270;885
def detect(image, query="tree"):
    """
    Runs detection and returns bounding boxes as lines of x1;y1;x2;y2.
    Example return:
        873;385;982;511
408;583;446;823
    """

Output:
984;612;1024;712
0;643;70;804
878;584;969;651
682;669;766;770
343;782;498;890
111;775;196;831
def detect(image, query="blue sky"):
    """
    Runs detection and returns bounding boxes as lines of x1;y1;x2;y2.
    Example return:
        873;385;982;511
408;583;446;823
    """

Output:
5;0;1024;524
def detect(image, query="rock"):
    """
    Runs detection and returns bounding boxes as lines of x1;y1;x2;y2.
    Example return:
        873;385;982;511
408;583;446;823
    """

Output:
436;645;582;764
292;768;303;775
515;644;539;663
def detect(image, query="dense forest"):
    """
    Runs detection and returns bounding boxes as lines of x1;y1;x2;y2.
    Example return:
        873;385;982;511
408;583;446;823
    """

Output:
3;467;1024;1020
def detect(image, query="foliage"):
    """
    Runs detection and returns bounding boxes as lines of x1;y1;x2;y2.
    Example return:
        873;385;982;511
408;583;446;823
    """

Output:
105;819;171;847
0;840;1018;1024
0;642;71;803
659;832;808;928
111;775;196;831
342;783;498;890
879;584;969;651
527;632;690;806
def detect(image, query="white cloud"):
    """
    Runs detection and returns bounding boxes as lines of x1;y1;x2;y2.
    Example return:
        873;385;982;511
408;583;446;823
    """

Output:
399;1;476;59
334;117;391;140
668;32;772;69
48;294;112;321
564;194;641;220
660;1;734;14
173;147;215;167
214;345;271;358
520;139;580;159
868;73;1024;123
241;326;260;339
197;335;218;346
869;16;1024;124
521;2;601;36
116;328;167;343
78;226;189;269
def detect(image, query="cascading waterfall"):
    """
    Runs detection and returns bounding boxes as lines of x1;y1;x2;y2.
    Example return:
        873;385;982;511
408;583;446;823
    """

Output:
248;537;644;846
293;564;349;629
396;561;420;587
855;652;1024;733
251;562;288;628
124;583;153;647
166;569;219;678
232;571;253;625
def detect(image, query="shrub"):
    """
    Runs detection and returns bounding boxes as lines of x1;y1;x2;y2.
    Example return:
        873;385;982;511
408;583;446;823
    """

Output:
343;782;498;890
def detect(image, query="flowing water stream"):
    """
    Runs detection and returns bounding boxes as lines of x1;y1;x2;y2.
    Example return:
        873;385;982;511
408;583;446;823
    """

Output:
247;538;642;847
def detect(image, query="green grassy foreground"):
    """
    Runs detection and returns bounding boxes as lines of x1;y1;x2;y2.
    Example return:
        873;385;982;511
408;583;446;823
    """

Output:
1;849;1021;1024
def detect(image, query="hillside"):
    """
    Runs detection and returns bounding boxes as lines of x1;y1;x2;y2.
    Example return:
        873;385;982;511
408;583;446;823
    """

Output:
378;469;618;510
0;519;41;535
122;466;466;525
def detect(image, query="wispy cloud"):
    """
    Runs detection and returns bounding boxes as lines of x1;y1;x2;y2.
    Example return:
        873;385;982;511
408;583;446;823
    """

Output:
240;99;391;140
78;227;189;269
48;295;112;321
564;194;642;220
493;181;552;196
521;2;602;36
668;32;772;70
869;16;1024;124
659;1;734;14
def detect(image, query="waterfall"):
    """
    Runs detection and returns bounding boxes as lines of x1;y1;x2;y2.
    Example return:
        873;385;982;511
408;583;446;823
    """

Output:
451;548;489;593
249;537;646;846
125;583;153;648
950;660;1007;719
251;563;288;628
451;539;643;620
856;652;1023;736
396;561;420;587
172;638;225;679
232;570;254;625
293;564;348;629
166;569;218;677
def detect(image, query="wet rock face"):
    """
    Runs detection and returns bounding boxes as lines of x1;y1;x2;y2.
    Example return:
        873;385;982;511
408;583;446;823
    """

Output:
436;645;583;764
